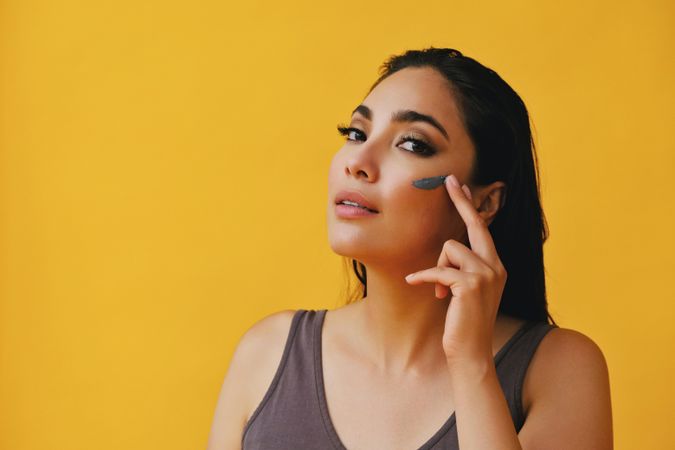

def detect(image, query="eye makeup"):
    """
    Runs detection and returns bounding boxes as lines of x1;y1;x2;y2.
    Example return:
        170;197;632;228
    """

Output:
336;123;437;157
411;175;449;190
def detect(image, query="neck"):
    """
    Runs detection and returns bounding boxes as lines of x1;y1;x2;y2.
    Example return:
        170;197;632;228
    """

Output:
353;264;450;376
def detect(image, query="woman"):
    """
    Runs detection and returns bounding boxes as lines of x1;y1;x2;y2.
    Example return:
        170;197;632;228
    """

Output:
208;47;613;449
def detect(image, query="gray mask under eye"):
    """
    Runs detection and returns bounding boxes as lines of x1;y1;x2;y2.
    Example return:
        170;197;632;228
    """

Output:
411;175;449;190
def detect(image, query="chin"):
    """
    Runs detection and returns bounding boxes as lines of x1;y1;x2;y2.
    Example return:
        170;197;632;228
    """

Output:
327;234;369;260
327;233;409;269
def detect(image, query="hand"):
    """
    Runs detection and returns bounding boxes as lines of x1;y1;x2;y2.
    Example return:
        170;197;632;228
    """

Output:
404;174;507;369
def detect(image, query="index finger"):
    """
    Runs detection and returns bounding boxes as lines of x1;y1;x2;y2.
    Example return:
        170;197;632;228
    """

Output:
445;174;501;268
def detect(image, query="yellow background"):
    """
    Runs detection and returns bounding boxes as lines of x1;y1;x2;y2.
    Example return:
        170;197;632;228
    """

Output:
1;1;674;449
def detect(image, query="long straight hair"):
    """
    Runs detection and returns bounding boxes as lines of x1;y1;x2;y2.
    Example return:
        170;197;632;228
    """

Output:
342;47;556;325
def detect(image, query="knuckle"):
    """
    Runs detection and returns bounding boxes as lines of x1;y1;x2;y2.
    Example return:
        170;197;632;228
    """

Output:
497;264;507;279
486;268;498;282
443;239;459;251
466;273;482;290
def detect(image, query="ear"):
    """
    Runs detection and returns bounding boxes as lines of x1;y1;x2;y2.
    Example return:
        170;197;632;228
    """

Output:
474;181;507;226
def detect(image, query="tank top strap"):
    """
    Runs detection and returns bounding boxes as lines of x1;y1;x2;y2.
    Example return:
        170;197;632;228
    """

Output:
242;309;329;449
242;309;558;449
494;320;558;432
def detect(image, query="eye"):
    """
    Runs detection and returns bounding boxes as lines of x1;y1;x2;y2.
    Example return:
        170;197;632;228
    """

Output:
336;123;437;158
397;133;437;157
336;124;366;142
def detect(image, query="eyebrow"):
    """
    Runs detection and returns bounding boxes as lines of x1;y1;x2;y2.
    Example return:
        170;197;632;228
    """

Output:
351;104;449;141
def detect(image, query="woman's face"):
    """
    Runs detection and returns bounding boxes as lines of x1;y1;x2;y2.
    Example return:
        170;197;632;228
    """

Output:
326;66;477;270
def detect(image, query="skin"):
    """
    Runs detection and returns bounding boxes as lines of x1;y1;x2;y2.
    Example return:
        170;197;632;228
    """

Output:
325;66;612;449
206;66;613;450
326;66;508;375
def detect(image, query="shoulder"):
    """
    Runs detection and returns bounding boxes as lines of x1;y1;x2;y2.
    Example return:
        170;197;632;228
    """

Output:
238;309;298;358
206;309;298;450
524;326;610;411
239;309;300;413
236;309;299;413
527;327;609;392
520;326;613;449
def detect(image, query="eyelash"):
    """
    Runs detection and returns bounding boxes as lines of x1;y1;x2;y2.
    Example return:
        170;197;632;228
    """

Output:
336;123;437;157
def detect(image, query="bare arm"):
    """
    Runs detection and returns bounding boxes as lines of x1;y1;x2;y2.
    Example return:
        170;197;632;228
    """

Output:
448;353;522;450
518;328;613;449
206;310;296;450
449;327;613;450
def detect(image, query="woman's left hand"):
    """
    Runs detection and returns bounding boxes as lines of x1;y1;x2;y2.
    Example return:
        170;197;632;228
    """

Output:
404;174;507;370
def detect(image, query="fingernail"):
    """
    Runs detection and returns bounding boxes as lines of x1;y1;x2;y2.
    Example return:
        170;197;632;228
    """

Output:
448;174;460;187
405;273;416;281
461;184;472;200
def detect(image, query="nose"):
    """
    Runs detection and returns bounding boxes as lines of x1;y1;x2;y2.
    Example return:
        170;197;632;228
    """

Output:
343;140;380;182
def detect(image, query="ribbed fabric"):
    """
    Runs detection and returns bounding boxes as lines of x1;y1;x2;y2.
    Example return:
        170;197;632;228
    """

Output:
242;309;557;449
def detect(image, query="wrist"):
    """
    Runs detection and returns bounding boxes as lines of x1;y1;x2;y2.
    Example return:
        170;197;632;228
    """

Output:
446;353;495;387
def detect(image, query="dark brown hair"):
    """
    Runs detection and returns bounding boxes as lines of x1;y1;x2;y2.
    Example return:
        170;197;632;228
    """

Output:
343;47;556;325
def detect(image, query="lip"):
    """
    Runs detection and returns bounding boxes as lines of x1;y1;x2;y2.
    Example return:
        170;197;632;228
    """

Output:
334;190;380;213
334;203;379;218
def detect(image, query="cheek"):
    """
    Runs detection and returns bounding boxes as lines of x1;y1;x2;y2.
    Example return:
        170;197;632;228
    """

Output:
386;179;452;241
393;172;468;242
327;151;344;187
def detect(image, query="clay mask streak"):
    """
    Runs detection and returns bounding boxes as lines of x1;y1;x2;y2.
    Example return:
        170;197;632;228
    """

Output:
411;174;449;190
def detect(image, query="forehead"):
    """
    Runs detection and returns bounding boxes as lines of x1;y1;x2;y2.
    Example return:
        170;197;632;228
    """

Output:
360;67;464;133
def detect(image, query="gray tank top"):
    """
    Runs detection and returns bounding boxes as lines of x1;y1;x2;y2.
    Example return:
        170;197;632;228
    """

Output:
242;309;557;449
